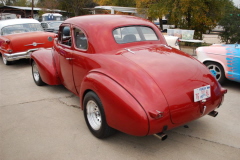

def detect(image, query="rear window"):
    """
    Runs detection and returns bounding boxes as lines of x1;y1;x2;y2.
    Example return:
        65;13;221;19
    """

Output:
113;26;158;44
1;23;43;35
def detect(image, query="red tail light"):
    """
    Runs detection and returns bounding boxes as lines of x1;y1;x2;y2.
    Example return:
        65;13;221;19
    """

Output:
5;40;10;44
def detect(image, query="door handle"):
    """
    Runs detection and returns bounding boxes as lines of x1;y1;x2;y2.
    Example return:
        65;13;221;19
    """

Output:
66;58;73;60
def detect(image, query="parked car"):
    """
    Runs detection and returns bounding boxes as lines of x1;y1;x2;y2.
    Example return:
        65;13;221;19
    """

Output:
31;15;227;140
41;21;63;33
164;35;180;49
41;13;63;21
0;18;56;65
196;44;240;84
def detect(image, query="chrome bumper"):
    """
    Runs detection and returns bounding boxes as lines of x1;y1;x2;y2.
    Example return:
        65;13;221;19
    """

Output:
3;49;38;61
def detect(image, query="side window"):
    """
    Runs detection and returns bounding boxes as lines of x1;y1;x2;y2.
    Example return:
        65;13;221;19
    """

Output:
74;28;88;50
59;26;72;46
141;27;158;40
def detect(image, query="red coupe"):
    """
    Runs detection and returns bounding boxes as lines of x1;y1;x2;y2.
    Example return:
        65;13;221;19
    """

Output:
31;15;227;140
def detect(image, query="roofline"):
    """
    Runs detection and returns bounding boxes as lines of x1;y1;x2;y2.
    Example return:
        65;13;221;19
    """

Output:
0;18;40;29
0;5;66;13
94;6;137;14
42;13;63;16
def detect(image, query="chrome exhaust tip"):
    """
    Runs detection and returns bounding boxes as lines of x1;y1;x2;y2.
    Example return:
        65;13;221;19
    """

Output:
153;132;168;141
208;111;218;117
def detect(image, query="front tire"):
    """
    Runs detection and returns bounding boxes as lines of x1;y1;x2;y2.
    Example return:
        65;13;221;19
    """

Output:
205;62;226;84
32;60;46;86
83;91;115;139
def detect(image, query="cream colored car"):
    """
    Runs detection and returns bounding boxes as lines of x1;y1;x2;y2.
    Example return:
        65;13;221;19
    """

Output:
164;35;180;49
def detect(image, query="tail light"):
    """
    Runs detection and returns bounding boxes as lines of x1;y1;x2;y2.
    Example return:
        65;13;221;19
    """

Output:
5;40;10;44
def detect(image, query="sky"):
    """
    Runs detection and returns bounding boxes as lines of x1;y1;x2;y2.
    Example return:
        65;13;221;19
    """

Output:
233;0;240;7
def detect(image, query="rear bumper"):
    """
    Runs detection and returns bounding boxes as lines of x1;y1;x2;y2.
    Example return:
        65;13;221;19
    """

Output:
3;49;38;61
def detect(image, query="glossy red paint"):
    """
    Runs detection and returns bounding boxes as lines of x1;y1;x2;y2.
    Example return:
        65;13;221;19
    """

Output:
32;48;61;85
1;32;55;53
31;15;227;137
79;72;150;136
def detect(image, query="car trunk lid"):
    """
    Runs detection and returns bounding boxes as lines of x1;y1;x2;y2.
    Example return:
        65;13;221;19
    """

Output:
121;44;220;124
4;32;55;53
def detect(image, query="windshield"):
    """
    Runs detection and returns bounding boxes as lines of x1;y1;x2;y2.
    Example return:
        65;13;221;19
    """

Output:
48;22;62;28
113;26;158;44
42;15;63;21
1;23;43;35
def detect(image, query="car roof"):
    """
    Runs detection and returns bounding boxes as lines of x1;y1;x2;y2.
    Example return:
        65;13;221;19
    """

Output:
41;21;63;24
0;18;40;29
63;15;152;28
61;15;166;53
42;13;62;16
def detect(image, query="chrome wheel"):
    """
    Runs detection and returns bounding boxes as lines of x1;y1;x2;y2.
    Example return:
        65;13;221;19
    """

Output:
207;64;222;81
206;62;226;84
83;91;115;138
86;100;102;130
32;60;45;86
32;62;40;82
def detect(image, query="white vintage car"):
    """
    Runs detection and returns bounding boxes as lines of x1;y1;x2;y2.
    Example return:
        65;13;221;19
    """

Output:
164;35;180;50
196;44;240;84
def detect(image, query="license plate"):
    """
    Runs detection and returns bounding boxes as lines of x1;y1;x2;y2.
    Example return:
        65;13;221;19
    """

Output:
194;85;211;102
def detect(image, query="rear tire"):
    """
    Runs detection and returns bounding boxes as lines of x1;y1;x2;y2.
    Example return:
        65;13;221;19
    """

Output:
83;91;115;139
205;62;226;84
32;60;46;86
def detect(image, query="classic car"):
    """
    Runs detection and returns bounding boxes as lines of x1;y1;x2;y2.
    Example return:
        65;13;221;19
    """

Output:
0;18;56;65
41;13;63;21
163;35;180;49
31;15;227;140
41;21;63;33
196;44;240;84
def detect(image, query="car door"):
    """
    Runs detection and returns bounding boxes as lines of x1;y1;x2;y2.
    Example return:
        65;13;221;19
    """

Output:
71;26;91;94
56;25;78;94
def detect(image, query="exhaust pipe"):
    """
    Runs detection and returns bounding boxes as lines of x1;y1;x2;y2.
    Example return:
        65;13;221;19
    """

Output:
153;133;168;141
208;111;218;117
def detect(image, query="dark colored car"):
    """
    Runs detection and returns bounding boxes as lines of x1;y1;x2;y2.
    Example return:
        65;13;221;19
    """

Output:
41;21;63;34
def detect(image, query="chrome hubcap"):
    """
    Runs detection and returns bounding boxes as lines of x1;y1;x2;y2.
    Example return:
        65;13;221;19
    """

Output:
207;65;221;81
86;100;102;130
32;62;40;82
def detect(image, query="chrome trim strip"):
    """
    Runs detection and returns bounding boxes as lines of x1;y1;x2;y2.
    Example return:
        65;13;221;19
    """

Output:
25;42;45;46
3;49;38;61
164;45;172;49
124;48;135;54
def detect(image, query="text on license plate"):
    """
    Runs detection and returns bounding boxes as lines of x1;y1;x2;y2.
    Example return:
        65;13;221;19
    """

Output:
194;85;211;102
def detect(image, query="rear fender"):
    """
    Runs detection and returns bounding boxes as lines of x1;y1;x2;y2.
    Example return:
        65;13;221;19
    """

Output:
31;48;61;85
79;72;149;136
